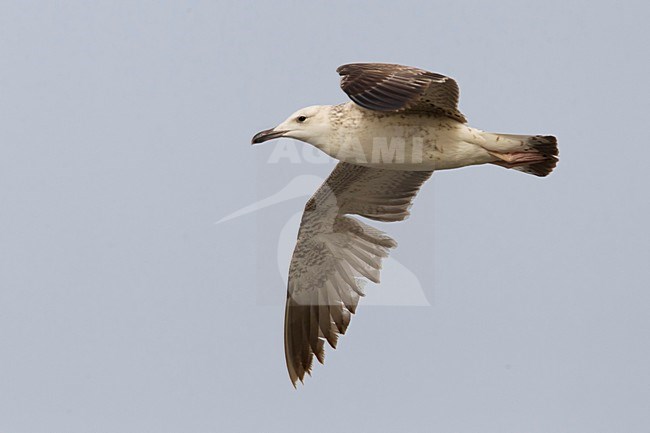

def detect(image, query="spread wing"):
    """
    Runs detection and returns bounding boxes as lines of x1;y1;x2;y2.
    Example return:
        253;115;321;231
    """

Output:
337;62;467;123
285;162;433;385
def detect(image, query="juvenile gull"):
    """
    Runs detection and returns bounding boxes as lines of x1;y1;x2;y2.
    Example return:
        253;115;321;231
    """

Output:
252;63;559;386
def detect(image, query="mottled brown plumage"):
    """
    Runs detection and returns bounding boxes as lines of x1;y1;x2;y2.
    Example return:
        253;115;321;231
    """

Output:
337;63;467;123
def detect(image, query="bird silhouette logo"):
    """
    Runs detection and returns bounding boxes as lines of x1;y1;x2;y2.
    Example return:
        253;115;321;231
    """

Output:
217;174;431;306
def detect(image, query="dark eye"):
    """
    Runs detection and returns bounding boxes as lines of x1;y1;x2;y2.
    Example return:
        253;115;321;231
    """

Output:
297;115;307;122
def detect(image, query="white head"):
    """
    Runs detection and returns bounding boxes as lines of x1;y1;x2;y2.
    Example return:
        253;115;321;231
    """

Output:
251;105;332;146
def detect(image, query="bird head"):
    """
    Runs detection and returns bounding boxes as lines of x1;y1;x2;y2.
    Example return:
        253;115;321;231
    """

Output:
251;105;332;146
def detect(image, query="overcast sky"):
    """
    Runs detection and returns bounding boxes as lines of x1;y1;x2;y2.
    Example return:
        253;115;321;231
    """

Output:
1;1;649;432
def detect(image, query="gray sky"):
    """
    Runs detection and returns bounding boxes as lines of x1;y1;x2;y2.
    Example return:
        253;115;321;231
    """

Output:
1;1;649;432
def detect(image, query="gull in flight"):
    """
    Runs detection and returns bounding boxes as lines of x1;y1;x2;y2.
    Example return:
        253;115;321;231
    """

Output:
251;63;559;386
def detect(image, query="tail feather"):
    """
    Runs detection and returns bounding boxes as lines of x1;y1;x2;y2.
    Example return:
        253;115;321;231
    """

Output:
481;133;559;177
492;157;558;177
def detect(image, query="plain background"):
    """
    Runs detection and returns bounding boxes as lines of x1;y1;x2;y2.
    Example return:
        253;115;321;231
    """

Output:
1;1;649;432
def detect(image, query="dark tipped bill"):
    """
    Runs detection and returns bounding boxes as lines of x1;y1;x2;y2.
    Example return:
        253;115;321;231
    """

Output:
251;128;288;144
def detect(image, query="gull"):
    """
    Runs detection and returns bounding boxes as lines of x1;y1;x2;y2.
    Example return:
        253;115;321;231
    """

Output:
251;63;558;386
